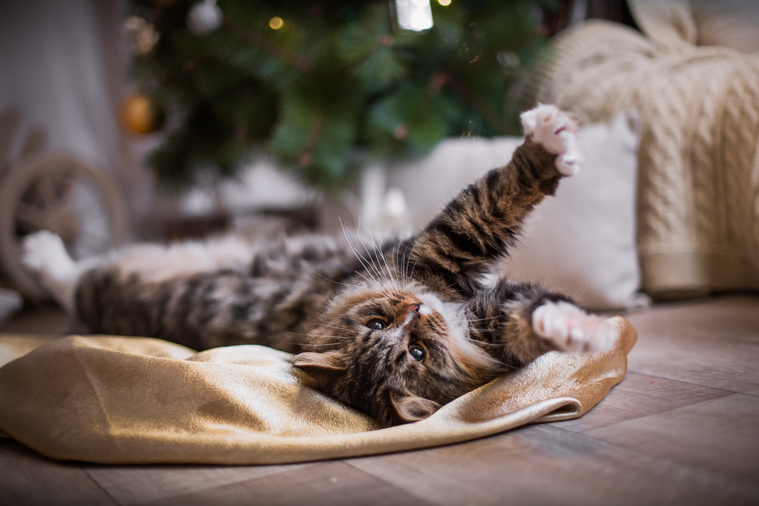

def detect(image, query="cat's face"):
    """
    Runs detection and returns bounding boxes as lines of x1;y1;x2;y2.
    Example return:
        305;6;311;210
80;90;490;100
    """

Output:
293;283;498;426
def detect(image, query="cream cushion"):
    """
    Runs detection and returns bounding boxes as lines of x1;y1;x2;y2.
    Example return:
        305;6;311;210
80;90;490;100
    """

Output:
384;111;642;311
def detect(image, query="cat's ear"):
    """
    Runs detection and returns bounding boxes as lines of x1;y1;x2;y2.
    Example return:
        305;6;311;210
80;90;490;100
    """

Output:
292;351;346;391
390;392;440;423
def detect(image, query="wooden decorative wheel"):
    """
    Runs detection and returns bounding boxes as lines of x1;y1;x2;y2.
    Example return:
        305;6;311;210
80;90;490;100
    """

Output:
0;152;128;301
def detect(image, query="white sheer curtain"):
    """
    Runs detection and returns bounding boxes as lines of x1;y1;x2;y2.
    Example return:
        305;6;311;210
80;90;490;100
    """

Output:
0;0;122;171
0;0;163;240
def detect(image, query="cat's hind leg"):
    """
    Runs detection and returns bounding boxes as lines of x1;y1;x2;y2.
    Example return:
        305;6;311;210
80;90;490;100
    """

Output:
467;281;618;366
21;230;84;312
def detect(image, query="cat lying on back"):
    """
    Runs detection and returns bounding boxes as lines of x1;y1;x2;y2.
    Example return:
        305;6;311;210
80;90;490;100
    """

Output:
23;105;617;427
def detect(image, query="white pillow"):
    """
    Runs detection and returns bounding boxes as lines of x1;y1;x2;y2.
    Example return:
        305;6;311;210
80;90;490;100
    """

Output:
383;111;642;311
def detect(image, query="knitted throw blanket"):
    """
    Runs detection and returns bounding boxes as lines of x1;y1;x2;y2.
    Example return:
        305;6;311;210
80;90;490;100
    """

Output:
532;0;759;297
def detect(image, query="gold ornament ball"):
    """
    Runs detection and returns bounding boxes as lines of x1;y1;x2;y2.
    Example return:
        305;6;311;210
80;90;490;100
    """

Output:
120;93;165;135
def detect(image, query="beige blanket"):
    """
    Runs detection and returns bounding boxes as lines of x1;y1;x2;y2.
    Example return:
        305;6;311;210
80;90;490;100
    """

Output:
531;0;759;297
0;317;635;465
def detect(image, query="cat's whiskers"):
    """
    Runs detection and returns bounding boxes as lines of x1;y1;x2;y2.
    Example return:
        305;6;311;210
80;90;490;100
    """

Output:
314;323;354;333
340;219;393;298
466;315;505;323
283;330;347;339
464;336;513;349
301;343;341;349
347;249;388;297
402;240;420;284
314;272;360;289
357;226;395;292
366;226;400;293
391;242;406;288
467;328;501;333
391;242;414;294
401;250;416;293
353;219;386;284
313;336;351;342
339;219;375;278
354;223;417;299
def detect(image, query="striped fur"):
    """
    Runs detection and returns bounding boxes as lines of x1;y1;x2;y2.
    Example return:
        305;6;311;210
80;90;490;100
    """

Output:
68;108;597;426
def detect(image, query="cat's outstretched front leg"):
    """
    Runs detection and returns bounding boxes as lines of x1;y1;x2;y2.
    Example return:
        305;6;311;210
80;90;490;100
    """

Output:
402;104;582;296
520;104;582;175
466;281;617;366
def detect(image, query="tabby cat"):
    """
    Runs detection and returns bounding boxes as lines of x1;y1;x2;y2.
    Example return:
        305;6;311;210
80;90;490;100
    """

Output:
22;105;617;427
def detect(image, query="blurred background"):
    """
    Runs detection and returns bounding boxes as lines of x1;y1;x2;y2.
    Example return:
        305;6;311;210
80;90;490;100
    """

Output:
1;0;758;318
0;0;571;303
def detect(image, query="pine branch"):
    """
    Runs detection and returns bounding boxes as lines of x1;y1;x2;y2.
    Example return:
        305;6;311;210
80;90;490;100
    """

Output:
222;18;315;74
127;0;552;190
444;74;511;135
299;111;325;167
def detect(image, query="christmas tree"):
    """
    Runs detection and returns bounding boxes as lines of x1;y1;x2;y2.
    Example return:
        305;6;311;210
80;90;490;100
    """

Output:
124;0;555;191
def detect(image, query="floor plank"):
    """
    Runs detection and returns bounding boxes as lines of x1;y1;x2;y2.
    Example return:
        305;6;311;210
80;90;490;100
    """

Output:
0;303;72;335
626;296;759;342
84;462;310;505
626;326;759;396
1;296;758;505
585;393;759;485
0;441;118;506
346;424;759;506
625;296;759;395
137;460;434;506
550;371;730;432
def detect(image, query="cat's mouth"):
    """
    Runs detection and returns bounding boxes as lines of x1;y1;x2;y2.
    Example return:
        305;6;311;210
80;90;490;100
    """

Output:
400;305;420;328
416;293;444;316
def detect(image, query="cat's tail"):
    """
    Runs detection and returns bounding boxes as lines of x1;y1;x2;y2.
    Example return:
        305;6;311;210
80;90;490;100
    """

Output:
21;230;85;312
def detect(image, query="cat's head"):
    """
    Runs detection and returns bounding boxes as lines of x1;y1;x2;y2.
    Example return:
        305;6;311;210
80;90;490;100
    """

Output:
293;283;500;426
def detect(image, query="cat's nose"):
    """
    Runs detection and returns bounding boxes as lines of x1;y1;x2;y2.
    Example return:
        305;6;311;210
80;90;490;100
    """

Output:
408;303;421;314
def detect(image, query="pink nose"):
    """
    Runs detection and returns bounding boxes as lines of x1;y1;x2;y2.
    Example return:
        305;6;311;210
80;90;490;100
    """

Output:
408;303;421;314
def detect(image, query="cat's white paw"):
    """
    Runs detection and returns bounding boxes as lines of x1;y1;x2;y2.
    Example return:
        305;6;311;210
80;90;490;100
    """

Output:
532;301;617;353
21;230;73;277
22;230;79;311
520;104;582;176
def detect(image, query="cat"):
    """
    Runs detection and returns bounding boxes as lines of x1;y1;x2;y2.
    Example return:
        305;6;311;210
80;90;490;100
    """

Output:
21;104;617;427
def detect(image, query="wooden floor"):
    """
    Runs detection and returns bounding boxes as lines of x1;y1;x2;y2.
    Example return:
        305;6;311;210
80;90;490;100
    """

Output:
1;295;758;505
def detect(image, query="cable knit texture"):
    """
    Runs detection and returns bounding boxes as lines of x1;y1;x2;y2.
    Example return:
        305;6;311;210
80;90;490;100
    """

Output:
530;0;759;296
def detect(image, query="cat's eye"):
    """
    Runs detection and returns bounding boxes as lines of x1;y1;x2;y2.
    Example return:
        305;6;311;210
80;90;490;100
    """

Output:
408;345;425;362
366;319;386;331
